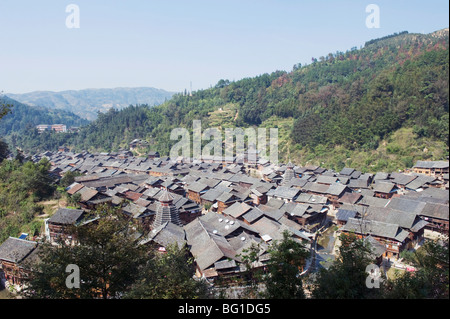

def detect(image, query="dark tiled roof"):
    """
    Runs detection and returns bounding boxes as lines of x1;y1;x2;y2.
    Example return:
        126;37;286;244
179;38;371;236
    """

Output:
342;218;409;242
143;222;186;249
339;167;355;176
372;182;396;194
386;197;426;215
336;209;358;222
223;202;252;219
0;237;38;263
326;183;349;196
339;192;362;205
419;202;449;221
48;208;85;225
187;182;209;193
414;161;449;169
184;219;237;271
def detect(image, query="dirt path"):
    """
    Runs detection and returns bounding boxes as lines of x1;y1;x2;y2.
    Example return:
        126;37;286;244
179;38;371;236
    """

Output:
37;199;67;215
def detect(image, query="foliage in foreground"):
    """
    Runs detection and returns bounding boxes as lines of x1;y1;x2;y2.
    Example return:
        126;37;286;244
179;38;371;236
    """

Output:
0;158;55;243
21;205;211;299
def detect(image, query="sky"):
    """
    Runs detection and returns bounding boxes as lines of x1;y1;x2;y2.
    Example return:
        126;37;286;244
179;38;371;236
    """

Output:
0;0;448;94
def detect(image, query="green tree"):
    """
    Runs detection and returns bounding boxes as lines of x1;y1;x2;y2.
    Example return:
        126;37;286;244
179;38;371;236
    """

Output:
21;205;148;299
0;139;9;162
0;98;12;161
67;192;82;207
0;97;12;119
236;242;266;298
22;158;55;199
383;235;449;299
126;244;211;299
0;158;56;243
60;170;83;188
262;231;310;299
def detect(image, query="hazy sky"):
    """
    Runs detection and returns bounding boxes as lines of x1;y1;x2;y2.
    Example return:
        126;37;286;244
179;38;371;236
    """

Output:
0;0;448;94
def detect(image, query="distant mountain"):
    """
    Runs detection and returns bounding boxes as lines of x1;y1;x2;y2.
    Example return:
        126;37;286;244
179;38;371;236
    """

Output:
0;96;89;137
6;87;175;121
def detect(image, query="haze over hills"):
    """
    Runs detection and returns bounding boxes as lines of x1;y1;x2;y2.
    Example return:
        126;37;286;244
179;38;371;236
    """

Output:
5;87;175;121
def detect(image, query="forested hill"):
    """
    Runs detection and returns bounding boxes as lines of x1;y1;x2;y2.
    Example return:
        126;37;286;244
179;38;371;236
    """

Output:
6;87;175;121
9;29;449;172
0;96;89;136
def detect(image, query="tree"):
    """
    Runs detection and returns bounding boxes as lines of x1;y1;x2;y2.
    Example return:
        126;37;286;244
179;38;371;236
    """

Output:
236;242;266;298
18;158;56;199
67;192;82;207
0;97;12;161
262;231;310;299
382;235;449;299
126;244;211;299
309;233;381;299
21;205;148;299
0;96;12;119
0;139;9;162
60;170;83;188
0;158;56;242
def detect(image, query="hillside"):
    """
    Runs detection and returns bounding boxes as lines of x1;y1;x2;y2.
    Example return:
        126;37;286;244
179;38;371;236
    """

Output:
9;29;449;172
6;87;175;121
0;96;88;136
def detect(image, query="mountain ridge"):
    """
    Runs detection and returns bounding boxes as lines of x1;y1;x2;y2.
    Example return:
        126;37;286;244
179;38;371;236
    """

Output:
7;29;449;172
6;87;175;121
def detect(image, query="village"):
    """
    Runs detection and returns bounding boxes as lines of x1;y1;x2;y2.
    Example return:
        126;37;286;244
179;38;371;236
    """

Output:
0;144;449;295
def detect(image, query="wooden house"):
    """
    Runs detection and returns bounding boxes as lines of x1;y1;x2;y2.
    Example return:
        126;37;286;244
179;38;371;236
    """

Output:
365;206;429;249
147;151;160;160
222;202;253;220
199;188;224;208
174;197;202;225
365;236;387;266
183;212;265;280
184;218;238;280
302;182;329;196
186;182;209;204
148;166;172;177
384;196;446;236
216;192;239;213
341;218;410;259
338;192;362;206
413;161;449;177
286;203;328;231
0;237;39;288
129;139;148;151
250;187;268;205
335;209;359;226
47;208;85;244
139;221;187;252
390;173;418;190
417;202;449;234
266;186;300;203
372;182;397;199
325;183;351;209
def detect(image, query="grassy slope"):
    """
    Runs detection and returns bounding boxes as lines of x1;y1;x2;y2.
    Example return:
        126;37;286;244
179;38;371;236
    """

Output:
281;126;447;173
